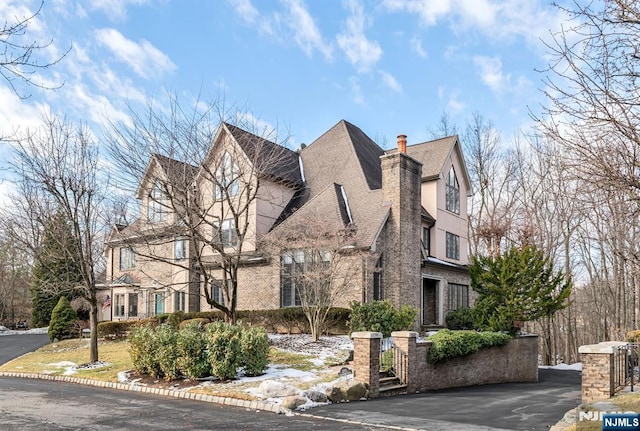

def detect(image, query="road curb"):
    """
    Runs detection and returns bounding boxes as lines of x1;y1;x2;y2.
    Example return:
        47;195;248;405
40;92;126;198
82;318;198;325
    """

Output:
0;371;290;415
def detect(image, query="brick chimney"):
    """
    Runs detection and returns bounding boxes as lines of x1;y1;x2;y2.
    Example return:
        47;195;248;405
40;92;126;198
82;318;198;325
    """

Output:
379;137;422;315
397;134;407;154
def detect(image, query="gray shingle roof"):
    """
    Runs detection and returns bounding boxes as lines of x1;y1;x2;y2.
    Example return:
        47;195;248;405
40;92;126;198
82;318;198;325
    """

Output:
224;123;303;187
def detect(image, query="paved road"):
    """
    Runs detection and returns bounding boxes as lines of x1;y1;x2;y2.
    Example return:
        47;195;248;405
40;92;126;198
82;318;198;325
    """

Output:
307;369;581;431
0;333;50;364
0;377;390;431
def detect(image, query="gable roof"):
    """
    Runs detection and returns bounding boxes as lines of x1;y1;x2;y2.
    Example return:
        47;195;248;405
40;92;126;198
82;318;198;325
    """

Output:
135;153;198;200
223;123;303;187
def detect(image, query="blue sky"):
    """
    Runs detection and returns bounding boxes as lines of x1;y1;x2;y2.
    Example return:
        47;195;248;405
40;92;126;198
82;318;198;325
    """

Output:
0;0;570;168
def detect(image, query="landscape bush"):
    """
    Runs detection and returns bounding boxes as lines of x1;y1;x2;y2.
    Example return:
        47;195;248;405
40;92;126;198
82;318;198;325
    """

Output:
348;300;418;337
177;321;211;379
205;321;243;380
179;318;209;330
128;323;161;377
48;296;78;342
239;325;269;376
426;329;511;364
155;324;181;380
381;349;394;374
445;307;478;330
97;321;134;339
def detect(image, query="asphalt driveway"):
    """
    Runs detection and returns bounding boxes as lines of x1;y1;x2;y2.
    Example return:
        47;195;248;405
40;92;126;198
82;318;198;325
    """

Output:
0;334;50;365
307;368;581;431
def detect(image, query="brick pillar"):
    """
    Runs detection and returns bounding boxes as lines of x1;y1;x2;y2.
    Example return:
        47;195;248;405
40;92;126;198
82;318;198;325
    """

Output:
578;342;627;404
391;331;419;393
351;332;382;398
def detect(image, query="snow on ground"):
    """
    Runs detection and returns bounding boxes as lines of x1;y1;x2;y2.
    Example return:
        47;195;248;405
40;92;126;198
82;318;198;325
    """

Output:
540;362;582;371
0;326;48;336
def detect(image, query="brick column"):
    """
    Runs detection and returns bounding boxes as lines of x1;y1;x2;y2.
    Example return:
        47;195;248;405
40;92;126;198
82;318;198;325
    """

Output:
351;332;382;398
391;331;419;393
579;342;627;404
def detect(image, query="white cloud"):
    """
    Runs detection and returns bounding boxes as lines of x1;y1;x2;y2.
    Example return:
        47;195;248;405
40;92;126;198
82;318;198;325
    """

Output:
228;0;274;35
349;76;364;105
379;71;402;93
94;28;176;80
411;36;427;58
89;0;149;21
337;0;382;72
281;0;333;60
473;55;508;93
446;92;466;115
382;0;567;49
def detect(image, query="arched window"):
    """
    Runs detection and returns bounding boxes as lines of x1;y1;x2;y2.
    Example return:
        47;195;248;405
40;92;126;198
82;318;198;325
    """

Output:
215;152;240;199
446;167;460;214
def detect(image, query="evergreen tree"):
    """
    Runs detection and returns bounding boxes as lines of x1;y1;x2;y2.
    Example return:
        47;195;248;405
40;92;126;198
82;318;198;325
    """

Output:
48;296;78;341
470;245;572;334
31;212;83;327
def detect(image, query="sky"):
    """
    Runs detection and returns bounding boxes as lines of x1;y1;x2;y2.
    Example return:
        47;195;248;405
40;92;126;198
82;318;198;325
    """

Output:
0;0;571;185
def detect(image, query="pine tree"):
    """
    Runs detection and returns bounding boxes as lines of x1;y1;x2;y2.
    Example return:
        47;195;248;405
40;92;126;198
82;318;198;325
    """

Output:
31;211;83;327
48;296;78;341
470;245;572;334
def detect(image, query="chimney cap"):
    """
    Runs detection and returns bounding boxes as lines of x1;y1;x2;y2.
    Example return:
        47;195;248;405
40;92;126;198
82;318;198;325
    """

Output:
397;134;407;154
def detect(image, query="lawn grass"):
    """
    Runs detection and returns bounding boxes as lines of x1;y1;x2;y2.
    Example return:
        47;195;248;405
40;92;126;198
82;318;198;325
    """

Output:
0;339;326;380
0;339;132;382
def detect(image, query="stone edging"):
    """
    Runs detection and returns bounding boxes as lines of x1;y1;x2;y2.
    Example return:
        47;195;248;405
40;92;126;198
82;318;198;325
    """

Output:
0;371;288;415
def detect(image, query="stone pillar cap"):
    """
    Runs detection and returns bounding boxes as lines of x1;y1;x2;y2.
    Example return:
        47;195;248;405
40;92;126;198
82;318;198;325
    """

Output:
351;332;383;339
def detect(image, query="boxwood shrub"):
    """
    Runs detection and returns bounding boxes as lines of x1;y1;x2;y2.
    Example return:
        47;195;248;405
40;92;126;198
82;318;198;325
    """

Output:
426;329;511;364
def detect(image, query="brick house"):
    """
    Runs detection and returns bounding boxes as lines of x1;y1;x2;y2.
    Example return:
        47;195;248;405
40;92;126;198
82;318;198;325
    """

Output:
101;120;472;327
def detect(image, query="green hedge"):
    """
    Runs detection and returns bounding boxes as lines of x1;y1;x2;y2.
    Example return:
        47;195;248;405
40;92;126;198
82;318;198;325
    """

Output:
426;329;511;364
348;300;417;337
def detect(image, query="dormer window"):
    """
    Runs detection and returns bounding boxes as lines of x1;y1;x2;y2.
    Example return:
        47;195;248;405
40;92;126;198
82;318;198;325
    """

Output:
148;181;167;222
215;152;240;200
446;167;460;214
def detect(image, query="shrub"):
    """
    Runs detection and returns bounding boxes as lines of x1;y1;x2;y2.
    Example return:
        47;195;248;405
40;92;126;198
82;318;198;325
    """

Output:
48;296;78;342
239;325;269;377
627;330;640;343
166;310;185;329
155;324;180;380
381;349;394;374
445;307;477;330
128;324;159;376
177;321;211;379
98;321;133;340
348;300;418;337
205;321;242;380
426;329;511;364
179;318;209;330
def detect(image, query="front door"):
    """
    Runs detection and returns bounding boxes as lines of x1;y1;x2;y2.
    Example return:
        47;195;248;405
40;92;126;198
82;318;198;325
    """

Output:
422;278;438;326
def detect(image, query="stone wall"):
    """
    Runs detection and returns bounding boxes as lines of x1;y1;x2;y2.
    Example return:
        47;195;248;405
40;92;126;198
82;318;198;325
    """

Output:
352;331;538;397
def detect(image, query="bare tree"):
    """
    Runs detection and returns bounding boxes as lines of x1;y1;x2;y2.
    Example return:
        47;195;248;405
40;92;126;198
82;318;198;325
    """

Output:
0;226;31;325
262;215;361;342
104;94;297;323
1;1;69;99
2;114;105;362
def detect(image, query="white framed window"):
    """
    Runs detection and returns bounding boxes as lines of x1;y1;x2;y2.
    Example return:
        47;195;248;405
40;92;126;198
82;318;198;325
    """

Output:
422;227;431;257
174;237;187;261
119;247;136;270
215;152;240;200
446;232;460;260
148;181;167;222
210;279;228;306
114;294;125;317
280;249;331;307
446;167;460;214
174;291;186;312
215;219;238;248
128;293;138;317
